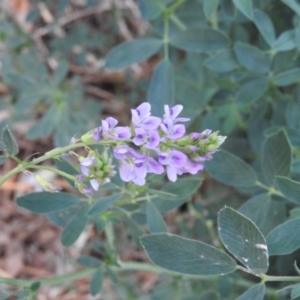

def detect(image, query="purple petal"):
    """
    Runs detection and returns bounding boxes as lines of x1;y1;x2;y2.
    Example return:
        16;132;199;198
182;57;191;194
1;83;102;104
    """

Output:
83;187;94;195
101;119;109;133
119;161;134;182
134;159;147;178
114;146;130;159
133;128;146;146
80;157;94;167
170;124;186;140
105;117;118;129
141;116;161;129
147;157;164;174
81;166;89;176
174;117;190;123
93;127;102;141
114;126;131;139
133;176;146;186
136;102;151;119
158;152;169;165
90;179;100;191
146;130;160;149
169;105;183;119
166;165;177;182
184;160;204;175
170;150;187;168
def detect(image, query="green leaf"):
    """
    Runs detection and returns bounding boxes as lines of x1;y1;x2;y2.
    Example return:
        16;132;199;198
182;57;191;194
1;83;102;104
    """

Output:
239;193;271;231
170;28;230;53
272;30;296;51
282;0;300;15
235;76;269;106
204;149;258;188
262;130;292;185
204;49;240;72
17;192;80;213
0;156;6;166
272;68;300;86
77;256;102;267
267;217;300;255
234;42;270;74
52;60;68;86
218;207;269;275
139;0;165;20
61;204;89;247
1;126;18;155
147;59;174;117
90;269;104;296
221;0;236;17
55;158;78;188
292;283;300;299
105;38;162;69
88;193;121;216
232;0;253;20
253;9;275;46
203;0;219;18
141;233;237;276
152;178;202;213
275;176;300;205
146;201;167;233
236;283;265;300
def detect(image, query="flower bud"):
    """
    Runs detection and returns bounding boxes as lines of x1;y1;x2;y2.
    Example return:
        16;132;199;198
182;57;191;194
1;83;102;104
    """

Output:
34;175;62;193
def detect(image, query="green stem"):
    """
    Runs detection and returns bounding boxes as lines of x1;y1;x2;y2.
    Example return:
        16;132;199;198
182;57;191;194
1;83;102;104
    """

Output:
28;165;76;181
163;12;170;60
256;181;284;197
105;221;115;250
167;0;187;14
261;274;300;283
169;14;187;30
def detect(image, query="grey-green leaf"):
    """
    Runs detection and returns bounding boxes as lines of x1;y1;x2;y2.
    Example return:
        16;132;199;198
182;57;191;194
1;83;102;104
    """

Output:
275;176;300;205
272;30;296;51
203;0;219;18
282;0;300;15
90;269;104;296
61;205;89;247
218;207;268;275
236;283;265;300
146;201;167;233
234;42;270;74
17;192;80;213
204;49;240;73
292;283;300;299
239;193;271;231
272;68;300;86
204;149;258;188
170;28;230;53
235;76;268;106
1;126;18;155
267;217;300;255
147;59;174;116
88;193;121;216
253;9;275;46
232;0;253;20
105;38;162;69
262;130;292;185
141;233;237;276
77;256;102;267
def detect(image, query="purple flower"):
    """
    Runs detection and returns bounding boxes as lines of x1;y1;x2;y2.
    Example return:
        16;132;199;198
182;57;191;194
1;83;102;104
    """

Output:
183;159;204;175
163;105;190;123
102;117;131;140
160;118;186;140
113;146;144;160
79;156;100;191
158;150;187;182
131;103;161;129
133;128;160;149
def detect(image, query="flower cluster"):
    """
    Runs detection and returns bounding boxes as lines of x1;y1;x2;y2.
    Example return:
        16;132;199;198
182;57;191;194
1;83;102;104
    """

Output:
78;103;226;194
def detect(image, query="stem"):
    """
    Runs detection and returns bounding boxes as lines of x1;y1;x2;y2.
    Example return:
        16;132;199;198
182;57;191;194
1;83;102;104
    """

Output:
167;0;187;14
163;12;170;60
28;165;76;181
261;274;300;283
169;14;187;30
256;181;284;197
105;221;115;250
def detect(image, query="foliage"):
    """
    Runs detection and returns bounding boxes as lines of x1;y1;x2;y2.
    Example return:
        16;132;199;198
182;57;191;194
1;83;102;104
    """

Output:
1;0;300;299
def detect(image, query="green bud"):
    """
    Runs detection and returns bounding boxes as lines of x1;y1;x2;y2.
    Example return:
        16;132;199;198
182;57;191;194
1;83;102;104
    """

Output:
34;175;62;193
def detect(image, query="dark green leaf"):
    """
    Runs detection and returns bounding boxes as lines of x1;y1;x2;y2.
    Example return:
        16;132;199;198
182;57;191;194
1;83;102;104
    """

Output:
253;9;275;46
262;130;292;185
204;49;240;72
236;283;265;300
170;28;230;53
292;283;300;299
232;0;253;20
275;176;300;205
235;76;269;106
55;158;78;188
139;0;165;20
272;30;296;51
218;207;268;275
234;42;270;74
267;217;300;255
203;0;219;18
90;269;104;296
17;192;80;213
105;38;162;69
205;149;258;188
88;193;121;216
61;204;89;246
221;0;236;17
272;68;300;86
147;59;174;117
1;126;18;155
146;201;167;233
152;178;202;213
239;193;271;231
0;156;6;166
282;0;300;15
141;233;237;275
77;256;102;267
52;60;69;85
